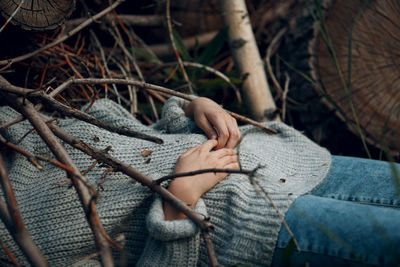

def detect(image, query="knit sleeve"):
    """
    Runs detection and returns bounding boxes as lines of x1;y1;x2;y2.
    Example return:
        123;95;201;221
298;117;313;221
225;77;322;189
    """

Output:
153;96;197;134
136;197;208;266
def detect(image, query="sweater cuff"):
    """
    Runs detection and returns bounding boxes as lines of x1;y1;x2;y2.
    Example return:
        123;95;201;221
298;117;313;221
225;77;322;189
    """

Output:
158;96;197;134
146;197;208;242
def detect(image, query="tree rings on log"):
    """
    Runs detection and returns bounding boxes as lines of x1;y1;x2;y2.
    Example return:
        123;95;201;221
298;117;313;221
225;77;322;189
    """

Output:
0;0;76;31
310;0;400;151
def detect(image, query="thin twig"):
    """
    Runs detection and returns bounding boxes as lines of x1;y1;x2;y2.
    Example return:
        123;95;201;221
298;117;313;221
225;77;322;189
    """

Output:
0;0;125;66
1;239;20;266
39;93;163;143
150;61;242;104
107;21;159;119
0;134;44;170
0;0;25;34
0;198;12;229
203;232;221;267
252;179;301;252
0;104;42;130
0;154;49;266
110;58;137;114
165;0;194;94
66;14;163;30
90;30;121;104
265;27;287;101
35;155;77;174
155;167;259;185
282;72;290;122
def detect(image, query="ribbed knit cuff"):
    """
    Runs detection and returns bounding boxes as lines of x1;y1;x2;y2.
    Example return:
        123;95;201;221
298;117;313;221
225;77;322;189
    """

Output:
146;197;208;242
158;96;197;134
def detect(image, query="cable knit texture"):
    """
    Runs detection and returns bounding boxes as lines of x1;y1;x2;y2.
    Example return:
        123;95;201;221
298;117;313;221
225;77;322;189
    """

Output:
0;97;331;266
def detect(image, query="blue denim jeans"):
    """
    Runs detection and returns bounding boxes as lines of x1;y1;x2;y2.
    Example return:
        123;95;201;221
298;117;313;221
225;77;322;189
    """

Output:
272;156;400;266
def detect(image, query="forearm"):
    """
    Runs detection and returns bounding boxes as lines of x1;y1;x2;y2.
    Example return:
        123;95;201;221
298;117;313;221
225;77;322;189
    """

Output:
163;179;201;220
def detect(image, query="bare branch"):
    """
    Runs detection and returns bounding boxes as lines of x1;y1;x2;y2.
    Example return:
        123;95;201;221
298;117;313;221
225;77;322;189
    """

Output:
39;93;163;144
0;0;25;34
154;167;260;185
0;154;49;266
150;61;242;104
166;0;194;94
0;198;12;231
265;27;287;100
252;179;301;252
65;14;163;29
282;72;290;122
203;232;222;267
1;239;20;266
0;134;44;169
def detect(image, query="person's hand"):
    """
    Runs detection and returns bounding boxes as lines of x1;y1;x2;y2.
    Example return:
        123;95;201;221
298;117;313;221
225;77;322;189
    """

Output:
184;97;242;149
164;139;239;220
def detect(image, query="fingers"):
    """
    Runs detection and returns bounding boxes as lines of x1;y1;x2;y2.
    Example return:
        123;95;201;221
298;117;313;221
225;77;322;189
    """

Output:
224;162;240;170
225;117;242;149
206;112;229;149
181;145;199;156
205;112;241;149
212;148;236;158
218;154;239;166
199;139;218;152
196;115;218;140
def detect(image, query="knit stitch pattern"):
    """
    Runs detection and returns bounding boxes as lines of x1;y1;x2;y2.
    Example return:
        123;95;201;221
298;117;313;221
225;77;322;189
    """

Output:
0;97;331;266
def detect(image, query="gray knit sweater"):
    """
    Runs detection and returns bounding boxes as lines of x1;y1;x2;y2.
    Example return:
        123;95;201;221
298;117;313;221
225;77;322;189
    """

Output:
0;97;331;266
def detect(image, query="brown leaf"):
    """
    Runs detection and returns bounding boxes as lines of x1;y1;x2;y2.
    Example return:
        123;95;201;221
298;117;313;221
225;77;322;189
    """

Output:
141;150;153;157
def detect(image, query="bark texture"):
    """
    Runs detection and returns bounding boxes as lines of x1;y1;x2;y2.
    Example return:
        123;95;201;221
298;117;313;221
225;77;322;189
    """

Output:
0;0;76;30
219;0;277;121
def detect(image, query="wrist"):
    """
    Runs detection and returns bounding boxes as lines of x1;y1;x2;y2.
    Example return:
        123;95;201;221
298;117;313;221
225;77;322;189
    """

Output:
164;178;201;221
184;101;194;118
167;179;201;206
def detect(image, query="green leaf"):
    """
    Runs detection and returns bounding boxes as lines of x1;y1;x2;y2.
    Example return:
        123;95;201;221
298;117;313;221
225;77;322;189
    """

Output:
133;47;161;64
172;29;191;61
198;27;228;66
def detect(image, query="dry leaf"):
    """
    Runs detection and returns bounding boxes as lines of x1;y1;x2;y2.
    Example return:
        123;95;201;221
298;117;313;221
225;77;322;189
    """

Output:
141;150;153;157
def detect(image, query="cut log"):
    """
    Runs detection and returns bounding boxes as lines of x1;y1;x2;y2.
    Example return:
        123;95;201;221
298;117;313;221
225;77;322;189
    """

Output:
156;0;222;37
0;0;76;31
310;0;400;151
